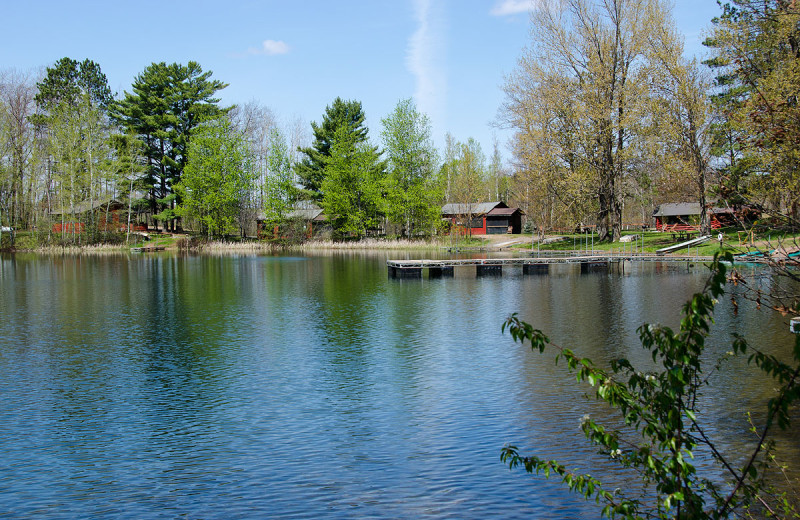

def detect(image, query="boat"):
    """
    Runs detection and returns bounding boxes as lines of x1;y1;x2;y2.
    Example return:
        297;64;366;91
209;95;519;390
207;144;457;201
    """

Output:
655;235;711;255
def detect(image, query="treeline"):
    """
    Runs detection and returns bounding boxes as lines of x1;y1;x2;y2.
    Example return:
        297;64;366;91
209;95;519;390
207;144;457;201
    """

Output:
0;58;510;243
501;0;800;241
6;0;790;246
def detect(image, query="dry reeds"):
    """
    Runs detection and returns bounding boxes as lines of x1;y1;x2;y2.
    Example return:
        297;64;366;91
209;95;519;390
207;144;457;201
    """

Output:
21;237;445;255
294;238;444;251
26;243;128;255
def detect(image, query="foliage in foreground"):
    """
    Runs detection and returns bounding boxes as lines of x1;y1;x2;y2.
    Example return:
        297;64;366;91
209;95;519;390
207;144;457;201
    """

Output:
502;252;800;519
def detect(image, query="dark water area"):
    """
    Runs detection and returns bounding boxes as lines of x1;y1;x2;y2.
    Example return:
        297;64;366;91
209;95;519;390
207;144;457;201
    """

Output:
0;252;797;519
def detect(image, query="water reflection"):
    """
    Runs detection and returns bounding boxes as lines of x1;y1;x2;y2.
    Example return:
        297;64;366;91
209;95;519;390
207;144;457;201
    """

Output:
0;253;796;518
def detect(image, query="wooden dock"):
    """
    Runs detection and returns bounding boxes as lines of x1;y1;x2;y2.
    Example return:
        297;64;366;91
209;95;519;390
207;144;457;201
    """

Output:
387;253;713;278
131;246;166;253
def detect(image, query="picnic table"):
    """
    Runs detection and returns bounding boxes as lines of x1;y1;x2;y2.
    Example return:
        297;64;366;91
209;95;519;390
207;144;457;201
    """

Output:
671;230;698;242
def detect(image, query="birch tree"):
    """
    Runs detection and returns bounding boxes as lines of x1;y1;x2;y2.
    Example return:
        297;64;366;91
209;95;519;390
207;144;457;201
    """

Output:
0;70;37;230
503;0;684;241
35;58;113;243
381;98;441;238
175;117;255;239
648;25;715;234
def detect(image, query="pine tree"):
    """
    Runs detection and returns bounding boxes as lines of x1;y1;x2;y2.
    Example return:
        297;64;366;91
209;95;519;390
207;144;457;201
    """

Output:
112;61;229;231
34;57;112;113
34;58;113;244
704;0;800;223
320;125;385;239
295;97;372;200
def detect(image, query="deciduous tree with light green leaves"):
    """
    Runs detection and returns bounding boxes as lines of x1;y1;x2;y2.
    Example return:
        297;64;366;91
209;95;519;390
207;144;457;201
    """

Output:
380;98;441;238
502;0;687;242
174;117;255;239
260;126;297;225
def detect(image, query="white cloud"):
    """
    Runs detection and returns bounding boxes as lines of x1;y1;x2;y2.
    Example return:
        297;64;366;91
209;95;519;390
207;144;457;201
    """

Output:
406;0;446;137
490;0;535;16
249;39;290;56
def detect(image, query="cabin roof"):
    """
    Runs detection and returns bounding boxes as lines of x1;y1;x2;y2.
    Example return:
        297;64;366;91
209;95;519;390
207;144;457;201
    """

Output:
286;206;324;220
441;201;508;216
50;197;124;216
653;202;733;217
258;201;324;221
488;207;523;216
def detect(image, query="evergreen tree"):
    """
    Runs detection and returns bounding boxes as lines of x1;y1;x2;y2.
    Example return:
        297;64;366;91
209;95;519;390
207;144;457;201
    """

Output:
34;57;112;113
34;58;113;244
704;0;800;223
320;125;385;239
295;97;372;199
112;61;228;230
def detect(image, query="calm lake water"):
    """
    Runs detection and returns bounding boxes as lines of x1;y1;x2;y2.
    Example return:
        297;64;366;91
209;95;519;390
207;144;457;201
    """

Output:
0;252;797;519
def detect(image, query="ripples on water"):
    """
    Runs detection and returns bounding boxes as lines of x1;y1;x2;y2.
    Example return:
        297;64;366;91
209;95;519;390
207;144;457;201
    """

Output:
0;254;795;518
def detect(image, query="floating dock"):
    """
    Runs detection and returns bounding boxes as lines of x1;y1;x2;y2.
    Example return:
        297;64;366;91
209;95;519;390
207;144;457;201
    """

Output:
387;254;712;278
131;246;166;253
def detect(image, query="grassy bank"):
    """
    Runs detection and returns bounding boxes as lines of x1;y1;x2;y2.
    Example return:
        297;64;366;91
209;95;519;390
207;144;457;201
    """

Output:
8;229;797;257
510;229;800;257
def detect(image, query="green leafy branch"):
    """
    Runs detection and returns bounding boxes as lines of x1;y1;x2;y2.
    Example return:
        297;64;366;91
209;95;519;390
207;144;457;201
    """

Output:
502;252;800;519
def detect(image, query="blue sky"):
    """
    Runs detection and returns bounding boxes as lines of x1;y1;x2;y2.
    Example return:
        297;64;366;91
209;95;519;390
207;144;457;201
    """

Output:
1;0;722;161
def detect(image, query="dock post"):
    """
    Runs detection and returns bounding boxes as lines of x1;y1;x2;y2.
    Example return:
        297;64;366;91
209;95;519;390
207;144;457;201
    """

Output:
429;266;454;278
580;261;609;273
523;263;549;275
476;264;502;276
388;266;422;279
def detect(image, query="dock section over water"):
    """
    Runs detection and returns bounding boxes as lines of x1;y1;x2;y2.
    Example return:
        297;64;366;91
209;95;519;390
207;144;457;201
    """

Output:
387;254;713;278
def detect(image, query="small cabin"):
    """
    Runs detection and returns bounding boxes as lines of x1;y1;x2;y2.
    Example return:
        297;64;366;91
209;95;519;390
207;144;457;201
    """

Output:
652;202;734;232
441;201;524;234
257;201;326;239
50;199;147;234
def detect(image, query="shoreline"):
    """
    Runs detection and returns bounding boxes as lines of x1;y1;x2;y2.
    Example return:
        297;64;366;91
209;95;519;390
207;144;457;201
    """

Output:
4;233;794;262
4;237;451;255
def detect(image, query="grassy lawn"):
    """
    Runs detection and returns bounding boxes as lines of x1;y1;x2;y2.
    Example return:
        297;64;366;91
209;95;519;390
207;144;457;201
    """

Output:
442;235;493;248
508;229;800;256
130;233;179;249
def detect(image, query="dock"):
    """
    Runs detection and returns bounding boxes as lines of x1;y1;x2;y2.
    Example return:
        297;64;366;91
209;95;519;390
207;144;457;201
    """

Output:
131;246;166;253
387;253;712;278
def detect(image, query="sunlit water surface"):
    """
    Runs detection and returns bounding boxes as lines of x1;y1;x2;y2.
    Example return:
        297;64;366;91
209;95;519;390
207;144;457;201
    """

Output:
0;252;796;519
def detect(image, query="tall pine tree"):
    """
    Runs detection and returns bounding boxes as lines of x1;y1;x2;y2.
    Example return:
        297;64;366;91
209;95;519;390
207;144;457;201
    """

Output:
295;97;373;200
34;58;113;243
705;0;800;223
112;61;228;230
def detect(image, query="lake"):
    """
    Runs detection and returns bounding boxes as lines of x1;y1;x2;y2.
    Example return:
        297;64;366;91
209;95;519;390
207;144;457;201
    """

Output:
0;252;796;518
